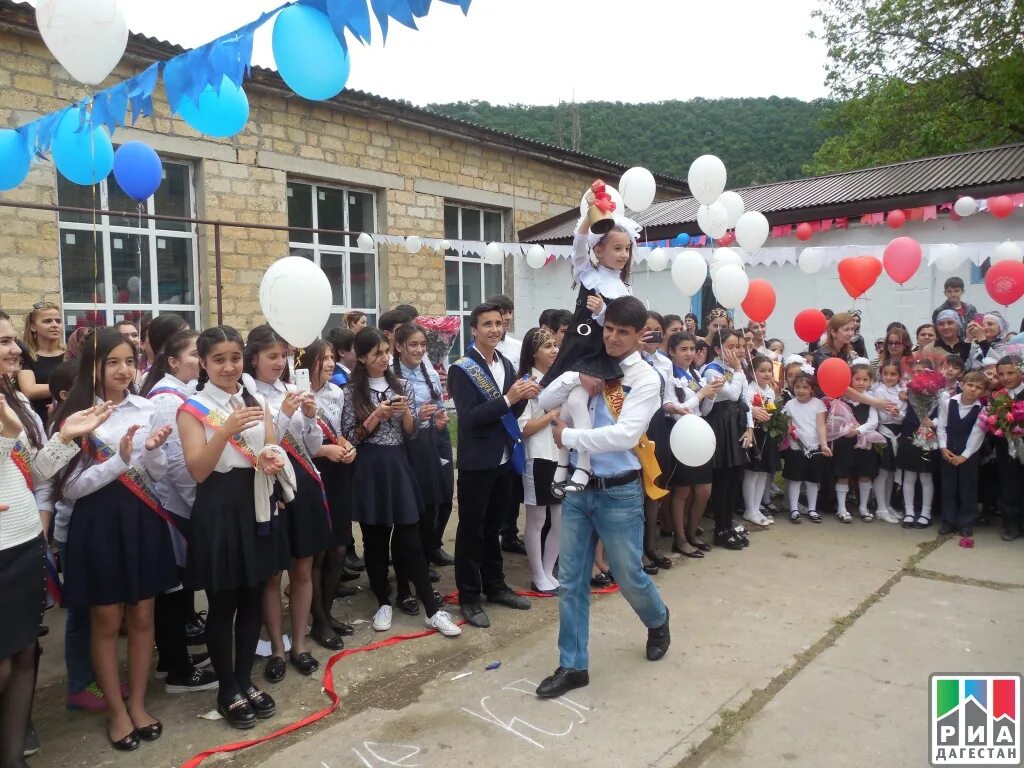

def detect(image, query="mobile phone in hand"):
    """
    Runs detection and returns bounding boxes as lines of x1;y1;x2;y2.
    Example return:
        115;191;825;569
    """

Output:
647;331;664;344
294;368;311;393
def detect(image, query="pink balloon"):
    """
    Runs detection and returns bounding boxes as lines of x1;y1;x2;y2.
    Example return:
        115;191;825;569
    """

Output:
988;195;1015;219
887;209;906;229
882;236;922;285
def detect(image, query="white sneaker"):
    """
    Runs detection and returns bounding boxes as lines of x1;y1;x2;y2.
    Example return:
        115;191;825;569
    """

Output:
372;605;393;632
743;510;770;527
876;508;901;524
425;610;462;637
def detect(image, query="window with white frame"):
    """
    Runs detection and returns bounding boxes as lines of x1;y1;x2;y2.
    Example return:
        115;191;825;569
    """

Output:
56;162;199;334
444;203;505;361
287;180;378;330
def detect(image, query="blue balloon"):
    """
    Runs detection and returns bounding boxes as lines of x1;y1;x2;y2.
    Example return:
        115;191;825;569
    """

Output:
176;75;250;138
0;129;31;192
51;107;114;186
113;141;163;202
673;232;691;247
272;5;351;101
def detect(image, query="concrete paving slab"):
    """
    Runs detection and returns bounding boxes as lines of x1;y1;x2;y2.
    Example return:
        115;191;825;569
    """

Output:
916;527;1024;586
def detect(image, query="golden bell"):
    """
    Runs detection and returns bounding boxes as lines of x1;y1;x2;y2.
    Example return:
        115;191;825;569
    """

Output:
588;204;615;235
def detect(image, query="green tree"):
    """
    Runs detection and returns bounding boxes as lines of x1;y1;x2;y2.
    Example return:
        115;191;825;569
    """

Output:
808;0;1024;174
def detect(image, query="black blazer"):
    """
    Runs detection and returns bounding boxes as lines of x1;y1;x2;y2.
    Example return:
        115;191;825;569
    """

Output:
448;347;527;471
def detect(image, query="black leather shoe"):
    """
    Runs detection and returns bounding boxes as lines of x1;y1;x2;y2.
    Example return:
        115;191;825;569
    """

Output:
530;582;559;596
430;547;455;566
590;572;613;588
460;602;490;628
713;530;745;551
242;686;276;718
646;608;670;661
311;625;344;650
501;536;528;556
938;521;956;535
108;723;141;751
345;552;365;571
289;651;320;676
264;655;286;683
330;619;355;636
487;587;530;610
136;720;163;741
536;667;589;698
428;567;441;583
217;694;256;729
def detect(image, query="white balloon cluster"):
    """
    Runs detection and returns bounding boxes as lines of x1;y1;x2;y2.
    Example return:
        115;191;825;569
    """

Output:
688;155;769;257
36;0;128;85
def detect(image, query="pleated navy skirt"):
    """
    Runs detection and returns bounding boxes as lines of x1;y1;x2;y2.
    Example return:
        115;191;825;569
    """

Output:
314;457;353;548
283;455;333;559
350;443;422;527
707;401;749;469
0;536;45;658
404;427;446;510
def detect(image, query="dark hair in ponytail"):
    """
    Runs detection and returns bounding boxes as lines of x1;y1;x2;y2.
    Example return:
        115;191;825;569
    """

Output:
0;311;43;449
195;326;258;407
145;314;189;360
517;326;555;380
350;328;403;423
295;339;332;390
244;325;291;384
392;323;439;401
141;329;198;396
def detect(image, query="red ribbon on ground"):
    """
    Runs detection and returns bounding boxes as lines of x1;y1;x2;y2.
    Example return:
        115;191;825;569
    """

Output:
181;585;619;768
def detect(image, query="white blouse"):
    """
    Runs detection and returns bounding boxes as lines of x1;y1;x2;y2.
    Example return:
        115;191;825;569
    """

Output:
702;362;754;428
313;381;345;440
518;367;559;463
182;383;269;474
783;397;826;450
246;376;323;458
869;382;906;426
148;374;197;518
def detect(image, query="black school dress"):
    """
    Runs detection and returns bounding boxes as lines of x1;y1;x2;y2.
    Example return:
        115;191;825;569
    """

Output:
831;402;881;479
703;363;750;470
667;371;713;486
543;282;623;385
896;407;937;473
747;386;781;473
313;383;353;548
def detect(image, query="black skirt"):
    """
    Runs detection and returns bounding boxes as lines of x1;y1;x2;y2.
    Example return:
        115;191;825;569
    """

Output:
0;536;45;658
896;437;936;473
668;456;713;487
747;426;781;473
524;457;559;506
647;412;675;489
63;482;178;608
186;468;292;591
404;427;446;510
877;429;899;472
831;436;880;479
542;285;623;384
283;455;333;559
314;457;353;548
350;443;422;526
781;448;826;483
707;400;749;469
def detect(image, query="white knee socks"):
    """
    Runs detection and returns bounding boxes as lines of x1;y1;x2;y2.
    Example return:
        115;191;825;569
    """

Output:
743;471;766;518
836;482;849;515
787;479;801;511
858;480;873;516
805;482;819;510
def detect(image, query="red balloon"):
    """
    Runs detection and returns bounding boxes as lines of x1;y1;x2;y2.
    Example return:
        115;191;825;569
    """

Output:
887;209;906;229
818;358;852;399
882;236;922;285
985;260;1024;306
989;195;1015;219
837;256;883;299
717;232;735;246
794;308;828;343
795;223;813;241
741;279;776;323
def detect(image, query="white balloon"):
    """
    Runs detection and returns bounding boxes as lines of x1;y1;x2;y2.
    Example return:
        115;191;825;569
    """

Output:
526;244;546;269
798;247;825;274
710;247;744;278
697;202;729;239
36;0;128;85
579;184;624;219
716;190;746;229
953;196;977;217
441;239;452;250
484;242;505;260
735;211;770;252
671;249;708;296
687;154;727;206
670;414;717;467
931;244;962;272
357;232;374;250
991;241;1023;265
619;167;657;212
712;264;750;309
405;236;422;254
645;247;668;272
259;257;332;348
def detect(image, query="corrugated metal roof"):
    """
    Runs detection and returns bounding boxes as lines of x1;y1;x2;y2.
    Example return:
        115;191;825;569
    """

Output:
522;143;1024;242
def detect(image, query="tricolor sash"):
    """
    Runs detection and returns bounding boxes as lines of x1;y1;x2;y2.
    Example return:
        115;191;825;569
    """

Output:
147;387;187;402
602;383;668;500
82;434;176;527
453;356;526;475
316;408;340;446
178;398;259;466
11;439;34;492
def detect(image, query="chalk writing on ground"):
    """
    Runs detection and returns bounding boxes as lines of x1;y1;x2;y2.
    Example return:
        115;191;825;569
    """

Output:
460;678;592;749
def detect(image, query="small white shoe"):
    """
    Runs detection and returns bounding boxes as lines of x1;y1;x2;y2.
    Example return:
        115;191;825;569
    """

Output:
372;605;393;632
876;508;901;524
743;510;770;527
426;610;462;637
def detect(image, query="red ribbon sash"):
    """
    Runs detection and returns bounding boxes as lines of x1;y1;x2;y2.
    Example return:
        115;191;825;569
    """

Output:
11;440;34;492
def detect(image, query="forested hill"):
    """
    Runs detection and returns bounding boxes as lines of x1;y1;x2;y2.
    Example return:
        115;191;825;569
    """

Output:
427;98;837;187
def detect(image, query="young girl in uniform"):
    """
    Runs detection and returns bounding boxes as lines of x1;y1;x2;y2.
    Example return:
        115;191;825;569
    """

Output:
831;363;881;522
702;329;754;550
640;312;675;571
516;327;562;593
896;359;938;528
178;326;291;729
243;326;329;682
392;323;448;614
55;328;178;750
781;371;831;522
663;332;721;556
295;341;356;651
342;328;461;638
543;183;640;497
869;361;906;524
743;356;780;527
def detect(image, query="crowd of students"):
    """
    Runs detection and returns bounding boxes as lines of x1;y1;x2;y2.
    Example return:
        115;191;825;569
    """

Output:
1;243;1022;758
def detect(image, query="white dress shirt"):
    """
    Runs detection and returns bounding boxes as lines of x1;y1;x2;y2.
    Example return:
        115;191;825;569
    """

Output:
518;367;559;463
148;374;197;518
313;381;345;440
245;376;323;459
666;368;705;418
702;362;754;428
936;392;986;459
498;335;522;367
183;383;269;473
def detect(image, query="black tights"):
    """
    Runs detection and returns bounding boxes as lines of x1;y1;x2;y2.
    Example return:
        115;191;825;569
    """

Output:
311;544;347;633
362;523;436;617
205;583;265;703
711;466;745;535
0;641;36;768
396;505;437;600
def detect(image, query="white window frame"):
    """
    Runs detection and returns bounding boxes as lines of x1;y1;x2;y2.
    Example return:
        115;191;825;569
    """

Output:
286;180;379;328
444;203;505;359
56;162;200;328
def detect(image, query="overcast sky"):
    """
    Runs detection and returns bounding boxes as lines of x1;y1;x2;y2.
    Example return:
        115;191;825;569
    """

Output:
22;0;831;105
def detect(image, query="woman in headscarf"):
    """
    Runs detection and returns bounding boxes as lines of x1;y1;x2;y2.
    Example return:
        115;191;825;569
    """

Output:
967;311;1010;370
923;309;971;363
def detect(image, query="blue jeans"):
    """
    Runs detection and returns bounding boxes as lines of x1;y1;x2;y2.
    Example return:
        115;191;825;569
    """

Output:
557;480;667;670
58;540;94;694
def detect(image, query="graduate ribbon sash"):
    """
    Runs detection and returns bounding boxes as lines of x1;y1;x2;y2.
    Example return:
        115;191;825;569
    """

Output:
316;409;340;446
82;434;176;527
147;387;187;402
279;430;330;520
11;439;34;492
602;383;668;500
178;399;259;467
453;356;526;475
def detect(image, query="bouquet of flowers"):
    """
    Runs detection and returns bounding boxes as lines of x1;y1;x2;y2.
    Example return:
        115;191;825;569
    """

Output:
760;397;790;440
824;398;885;449
979;387;1024;462
906;368;946;449
416;315;461;400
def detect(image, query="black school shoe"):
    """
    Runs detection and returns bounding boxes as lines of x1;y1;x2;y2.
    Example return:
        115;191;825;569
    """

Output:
536;667;589;698
242;686;276;718
218;694;257;729
713;530;745;550
263;655;286;684
646;608;671;661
